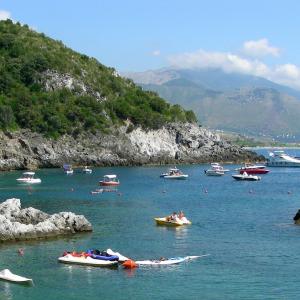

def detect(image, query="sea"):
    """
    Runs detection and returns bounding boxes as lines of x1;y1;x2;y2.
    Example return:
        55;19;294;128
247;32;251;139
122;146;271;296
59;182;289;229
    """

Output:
1;148;300;300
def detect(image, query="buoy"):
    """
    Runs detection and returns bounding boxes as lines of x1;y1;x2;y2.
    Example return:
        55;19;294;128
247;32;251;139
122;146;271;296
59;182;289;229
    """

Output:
122;259;137;269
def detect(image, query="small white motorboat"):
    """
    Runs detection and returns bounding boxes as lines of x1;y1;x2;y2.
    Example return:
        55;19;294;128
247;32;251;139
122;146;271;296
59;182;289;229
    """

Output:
232;172;261;181
63;164;73;175
0;269;33;284
58;254;118;267
160;167;188;180
210;163;230;172
204;169;225;176
16;172;41;184
82;166;92;174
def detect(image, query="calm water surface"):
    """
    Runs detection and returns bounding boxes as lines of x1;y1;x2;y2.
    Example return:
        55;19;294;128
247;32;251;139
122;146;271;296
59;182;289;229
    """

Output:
1;152;300;299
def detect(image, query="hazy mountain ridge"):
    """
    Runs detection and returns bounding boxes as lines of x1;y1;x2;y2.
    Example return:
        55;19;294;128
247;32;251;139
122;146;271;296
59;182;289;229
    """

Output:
125;68;300;141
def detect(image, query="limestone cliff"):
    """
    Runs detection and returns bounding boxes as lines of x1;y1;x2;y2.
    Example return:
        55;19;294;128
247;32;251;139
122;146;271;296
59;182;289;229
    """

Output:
0;123;261;170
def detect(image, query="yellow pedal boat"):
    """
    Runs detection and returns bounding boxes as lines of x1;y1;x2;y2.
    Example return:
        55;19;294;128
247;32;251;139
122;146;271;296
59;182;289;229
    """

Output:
154;217;191;226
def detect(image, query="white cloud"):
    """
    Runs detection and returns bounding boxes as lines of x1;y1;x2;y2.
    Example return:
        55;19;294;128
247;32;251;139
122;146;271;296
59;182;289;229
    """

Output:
167;47;300;90
152;50;161;56
168;49;269;77
242;38;280;57
272;64;300;89
0;10;11;21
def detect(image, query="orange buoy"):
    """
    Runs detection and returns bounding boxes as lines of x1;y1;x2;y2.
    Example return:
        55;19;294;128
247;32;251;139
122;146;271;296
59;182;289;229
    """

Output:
122;259;137;269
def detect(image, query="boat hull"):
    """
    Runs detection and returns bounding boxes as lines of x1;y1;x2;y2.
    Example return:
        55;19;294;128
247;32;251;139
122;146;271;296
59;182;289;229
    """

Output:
161;175;188;180
205;170;224;176
16;179;41;184
232;175;261;181
0;269;33;284
58;254;118;267
239;169;269;174
99;181;120;186
154;217;191;226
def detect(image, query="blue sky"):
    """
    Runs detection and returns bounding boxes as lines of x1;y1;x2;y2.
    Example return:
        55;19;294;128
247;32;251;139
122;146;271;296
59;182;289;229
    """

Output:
1;0;300;89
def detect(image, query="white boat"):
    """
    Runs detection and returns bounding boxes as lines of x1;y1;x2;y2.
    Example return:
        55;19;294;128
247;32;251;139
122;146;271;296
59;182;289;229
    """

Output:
16;172;41;184
204;169;225;176
63;164;73;174
232;172;261;181
58;254;118;267
135;255;207;266
267;150;300;167
154;217;192;226
210;163;230;172
82;166;92;174
160;167;188;180
0;269;33;284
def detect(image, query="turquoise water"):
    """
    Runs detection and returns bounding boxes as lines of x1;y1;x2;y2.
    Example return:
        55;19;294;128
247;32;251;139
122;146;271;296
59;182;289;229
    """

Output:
1;158;300;299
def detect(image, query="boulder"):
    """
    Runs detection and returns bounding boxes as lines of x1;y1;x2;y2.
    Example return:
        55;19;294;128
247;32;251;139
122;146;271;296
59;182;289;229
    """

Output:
0;198;92;242
294;209;300;224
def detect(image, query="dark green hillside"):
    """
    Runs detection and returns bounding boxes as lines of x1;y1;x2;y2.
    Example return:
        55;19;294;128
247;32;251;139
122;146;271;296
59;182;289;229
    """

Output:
0;20;196;137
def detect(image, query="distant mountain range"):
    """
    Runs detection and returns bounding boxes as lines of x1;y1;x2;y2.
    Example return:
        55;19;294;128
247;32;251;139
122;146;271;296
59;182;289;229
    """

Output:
124;68;300;141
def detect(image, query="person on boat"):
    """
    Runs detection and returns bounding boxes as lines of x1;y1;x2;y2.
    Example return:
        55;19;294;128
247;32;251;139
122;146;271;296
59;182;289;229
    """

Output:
178;211;185;219
170;212;179;221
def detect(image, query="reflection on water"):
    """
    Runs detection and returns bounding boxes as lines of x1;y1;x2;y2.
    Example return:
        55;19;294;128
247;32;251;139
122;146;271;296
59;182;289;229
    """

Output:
0;282;13;300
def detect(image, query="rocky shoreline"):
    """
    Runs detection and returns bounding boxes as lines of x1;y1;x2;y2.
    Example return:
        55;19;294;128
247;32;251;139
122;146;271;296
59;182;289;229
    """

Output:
0;198;92;242
0;123;263;170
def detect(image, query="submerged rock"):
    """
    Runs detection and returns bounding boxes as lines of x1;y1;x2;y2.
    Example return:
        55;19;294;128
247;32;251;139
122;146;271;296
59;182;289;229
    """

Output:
0;198;92;242
0;123;262;170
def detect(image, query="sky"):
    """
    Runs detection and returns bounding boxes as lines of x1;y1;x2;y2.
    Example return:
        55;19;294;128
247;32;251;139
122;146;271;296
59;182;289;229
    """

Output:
1;0;300;90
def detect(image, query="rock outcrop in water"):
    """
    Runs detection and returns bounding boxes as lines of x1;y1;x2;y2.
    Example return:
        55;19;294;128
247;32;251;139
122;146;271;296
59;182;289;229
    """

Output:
293;209;300;224
0;123;262;170
0;198;92;242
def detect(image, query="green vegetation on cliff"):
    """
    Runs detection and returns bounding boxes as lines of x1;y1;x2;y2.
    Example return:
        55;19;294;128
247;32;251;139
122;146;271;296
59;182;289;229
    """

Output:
0;20;197;137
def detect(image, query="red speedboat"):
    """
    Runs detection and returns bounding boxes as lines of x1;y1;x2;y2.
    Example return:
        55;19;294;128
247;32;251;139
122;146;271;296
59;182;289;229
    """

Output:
99;174;120;186
238;164;270;175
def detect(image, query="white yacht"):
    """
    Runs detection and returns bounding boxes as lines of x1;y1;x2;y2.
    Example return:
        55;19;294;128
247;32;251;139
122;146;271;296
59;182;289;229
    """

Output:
16;172;41;184
267;151;300;167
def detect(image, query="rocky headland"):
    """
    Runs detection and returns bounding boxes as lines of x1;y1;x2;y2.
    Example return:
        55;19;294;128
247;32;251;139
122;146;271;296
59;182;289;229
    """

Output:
0;198;92;242
0;123;262;170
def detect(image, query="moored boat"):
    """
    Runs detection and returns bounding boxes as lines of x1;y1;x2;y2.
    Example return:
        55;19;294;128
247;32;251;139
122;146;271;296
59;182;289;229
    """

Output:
204;168;225;176
63;164;73;174
160;167;188;180
267;150;300;167
16;172;41;184
82;166;92;174
154;217;191;226
210;163;230;172
236;163;269;174
232;172;261;181
0;269;33;284
99;175;120;186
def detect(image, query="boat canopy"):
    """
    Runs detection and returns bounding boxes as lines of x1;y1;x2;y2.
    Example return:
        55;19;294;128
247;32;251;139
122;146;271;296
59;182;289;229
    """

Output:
23;172;35;176
104;174;117;179
63;164;72;169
